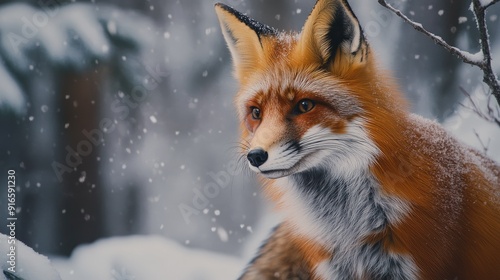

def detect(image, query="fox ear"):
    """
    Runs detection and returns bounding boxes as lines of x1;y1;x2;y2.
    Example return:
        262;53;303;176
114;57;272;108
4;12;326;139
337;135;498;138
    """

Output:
297;0;368;75
215;3;277;81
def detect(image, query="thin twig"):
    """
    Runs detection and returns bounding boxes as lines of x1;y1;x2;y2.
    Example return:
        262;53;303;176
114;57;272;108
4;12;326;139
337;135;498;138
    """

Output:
459;86;500;126
378;0;500;108
473;129;490;154
486;93;500;126
460;87;483;114
483;0;500;10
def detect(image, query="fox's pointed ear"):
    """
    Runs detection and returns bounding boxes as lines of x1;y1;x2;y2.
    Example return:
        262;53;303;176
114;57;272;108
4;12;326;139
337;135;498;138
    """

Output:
297;0;368;75
215;3;277;81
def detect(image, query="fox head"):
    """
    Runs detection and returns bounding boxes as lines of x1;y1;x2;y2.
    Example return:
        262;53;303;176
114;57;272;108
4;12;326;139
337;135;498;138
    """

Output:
215;0;405;179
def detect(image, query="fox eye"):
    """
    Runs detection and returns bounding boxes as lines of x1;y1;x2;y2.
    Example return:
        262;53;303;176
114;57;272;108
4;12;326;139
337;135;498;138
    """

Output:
296;99;315;114
251;107;261;119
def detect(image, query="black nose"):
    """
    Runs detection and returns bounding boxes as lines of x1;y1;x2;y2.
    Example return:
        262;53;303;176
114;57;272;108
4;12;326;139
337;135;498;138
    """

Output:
247;148;268;167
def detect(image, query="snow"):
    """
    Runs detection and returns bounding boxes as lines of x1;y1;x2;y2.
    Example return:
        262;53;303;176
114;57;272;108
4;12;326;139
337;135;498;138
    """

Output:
0;59;24;113
458;49;484;64
1;231;262;280
407;113;500;220
78;171;86;183
56;4;111;58
217;227;229;242
52;235;243;280
378;0;487;67
0;233;61;280
18;214;281;280
0;1;497;278
216;3;278;37
0;2;154;114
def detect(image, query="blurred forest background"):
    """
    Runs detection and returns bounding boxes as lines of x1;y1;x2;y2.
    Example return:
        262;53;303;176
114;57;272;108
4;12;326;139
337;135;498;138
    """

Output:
0;0;499;261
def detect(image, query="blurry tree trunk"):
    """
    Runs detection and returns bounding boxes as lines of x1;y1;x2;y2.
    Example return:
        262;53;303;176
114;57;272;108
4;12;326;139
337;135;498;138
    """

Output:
58;69;104;255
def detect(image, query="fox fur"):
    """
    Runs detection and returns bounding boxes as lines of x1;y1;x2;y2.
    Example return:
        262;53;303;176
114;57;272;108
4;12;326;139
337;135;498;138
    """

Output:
215;0;500;279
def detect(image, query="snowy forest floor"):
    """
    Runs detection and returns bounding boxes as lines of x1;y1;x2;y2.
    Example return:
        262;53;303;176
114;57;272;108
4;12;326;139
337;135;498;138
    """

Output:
51;235;244;280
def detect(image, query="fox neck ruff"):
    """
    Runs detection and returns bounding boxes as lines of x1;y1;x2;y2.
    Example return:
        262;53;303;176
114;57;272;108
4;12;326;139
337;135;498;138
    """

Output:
275;167;417;279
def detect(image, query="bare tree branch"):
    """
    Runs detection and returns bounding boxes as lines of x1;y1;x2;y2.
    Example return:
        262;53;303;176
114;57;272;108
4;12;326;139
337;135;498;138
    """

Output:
378;0;500;108
459;86;500;126
483;0;500;10
377;0;483;66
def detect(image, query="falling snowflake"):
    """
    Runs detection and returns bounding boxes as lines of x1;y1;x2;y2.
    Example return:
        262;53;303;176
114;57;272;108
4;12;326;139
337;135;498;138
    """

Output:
79;171;86;183
217;227;229;242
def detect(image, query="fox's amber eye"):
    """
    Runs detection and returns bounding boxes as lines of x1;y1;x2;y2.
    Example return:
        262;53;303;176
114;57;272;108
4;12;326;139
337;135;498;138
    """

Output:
297;99;315;114
251;107;261;119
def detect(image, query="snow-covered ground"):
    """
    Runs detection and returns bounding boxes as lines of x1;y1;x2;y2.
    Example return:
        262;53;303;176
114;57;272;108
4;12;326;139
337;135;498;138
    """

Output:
0;233;61;280
1;234;243;280
1;214;280;280
52;236;244;280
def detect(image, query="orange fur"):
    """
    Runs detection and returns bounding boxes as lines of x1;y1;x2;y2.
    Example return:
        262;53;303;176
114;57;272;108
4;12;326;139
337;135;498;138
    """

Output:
290;233;332;279
216;0;500;278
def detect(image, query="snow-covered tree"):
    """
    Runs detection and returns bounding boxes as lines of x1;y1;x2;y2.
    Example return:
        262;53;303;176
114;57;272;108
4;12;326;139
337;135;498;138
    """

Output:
0;1;154;255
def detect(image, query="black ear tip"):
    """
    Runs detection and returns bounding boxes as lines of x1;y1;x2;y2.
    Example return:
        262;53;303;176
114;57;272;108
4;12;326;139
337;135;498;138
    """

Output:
214;3;278;37
215;2;236;14
214;3;226;9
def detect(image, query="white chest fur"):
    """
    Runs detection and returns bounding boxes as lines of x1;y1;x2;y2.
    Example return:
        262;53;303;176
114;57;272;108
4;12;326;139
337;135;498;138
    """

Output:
275;169;417;279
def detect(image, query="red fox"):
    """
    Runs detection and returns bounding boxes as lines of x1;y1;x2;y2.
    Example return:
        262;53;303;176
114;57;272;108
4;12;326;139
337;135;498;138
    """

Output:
215;0;500;279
